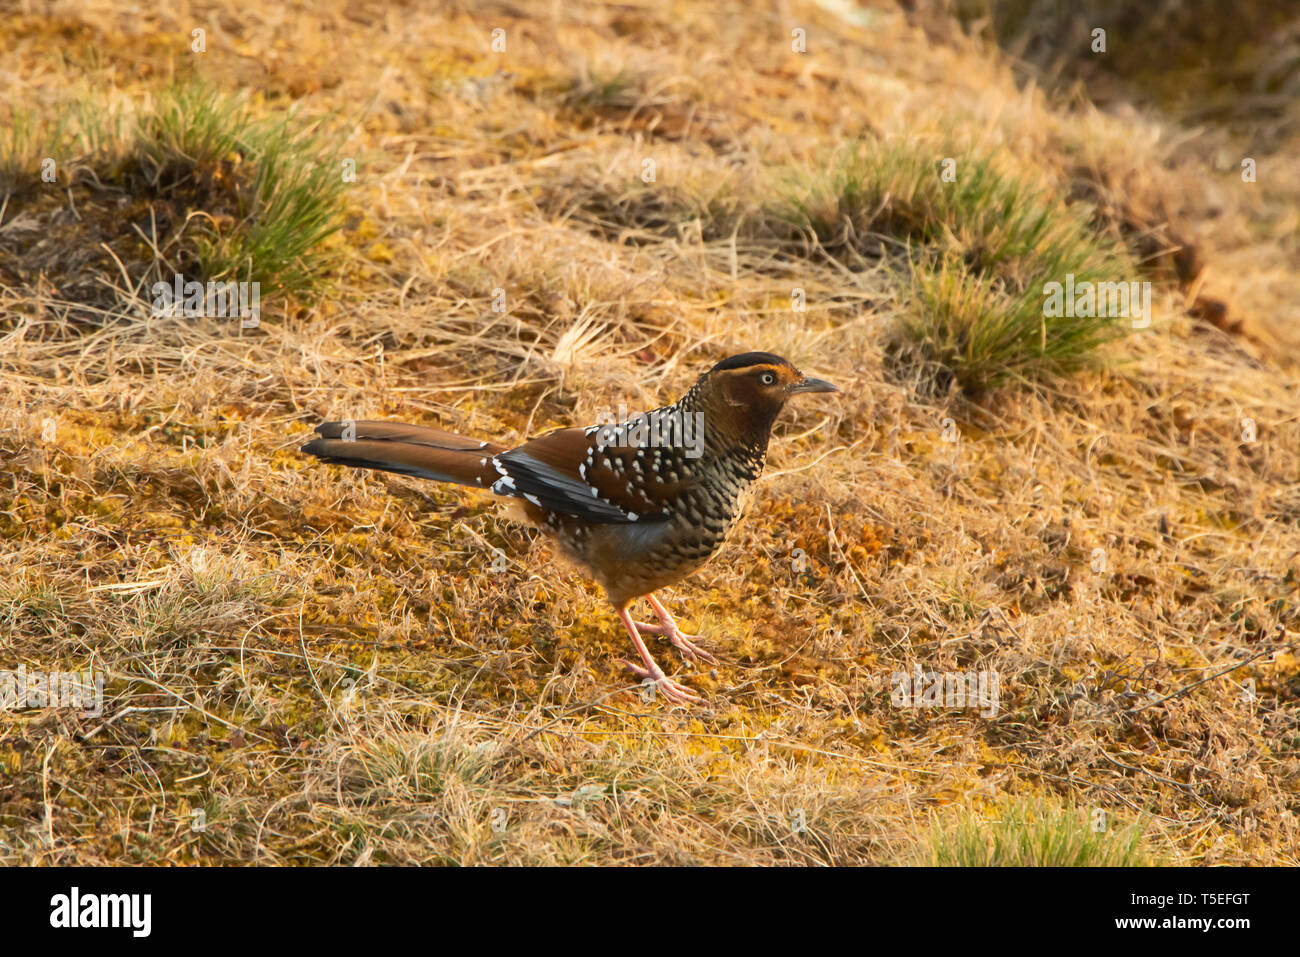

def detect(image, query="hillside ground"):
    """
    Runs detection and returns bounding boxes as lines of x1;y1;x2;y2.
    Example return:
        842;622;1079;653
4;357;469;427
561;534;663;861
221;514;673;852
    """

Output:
1;0;1297;864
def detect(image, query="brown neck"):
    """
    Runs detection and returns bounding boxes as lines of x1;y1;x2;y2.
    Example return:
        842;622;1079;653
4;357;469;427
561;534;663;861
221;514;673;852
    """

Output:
679;380;780;465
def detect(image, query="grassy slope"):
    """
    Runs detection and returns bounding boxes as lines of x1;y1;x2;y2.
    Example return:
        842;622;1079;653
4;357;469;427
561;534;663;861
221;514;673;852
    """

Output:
0;0;1297;864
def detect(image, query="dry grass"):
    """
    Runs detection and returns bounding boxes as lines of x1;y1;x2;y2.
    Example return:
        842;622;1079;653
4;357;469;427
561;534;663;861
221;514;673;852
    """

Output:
1;0;1297;865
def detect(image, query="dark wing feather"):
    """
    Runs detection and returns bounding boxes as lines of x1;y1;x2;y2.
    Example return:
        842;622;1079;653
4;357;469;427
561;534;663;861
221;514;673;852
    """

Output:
493;424;693;524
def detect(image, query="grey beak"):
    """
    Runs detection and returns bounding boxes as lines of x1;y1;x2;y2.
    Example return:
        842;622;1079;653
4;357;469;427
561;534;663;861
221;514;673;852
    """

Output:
788;376;839;395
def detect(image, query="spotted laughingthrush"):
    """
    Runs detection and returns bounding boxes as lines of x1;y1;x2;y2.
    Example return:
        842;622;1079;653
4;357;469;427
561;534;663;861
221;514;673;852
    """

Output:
300;352;838;704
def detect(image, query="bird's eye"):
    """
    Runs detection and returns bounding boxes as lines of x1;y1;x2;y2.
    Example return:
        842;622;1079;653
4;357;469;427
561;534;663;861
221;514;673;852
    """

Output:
759;372;776;385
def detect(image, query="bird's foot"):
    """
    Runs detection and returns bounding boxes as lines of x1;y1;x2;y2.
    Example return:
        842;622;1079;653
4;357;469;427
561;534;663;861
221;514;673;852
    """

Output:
633;620;718;664
620;659;702;705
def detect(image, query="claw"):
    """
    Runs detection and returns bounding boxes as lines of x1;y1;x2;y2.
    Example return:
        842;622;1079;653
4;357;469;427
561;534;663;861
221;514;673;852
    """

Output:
619;659;702;704
616;606;702;706
638;595;718;664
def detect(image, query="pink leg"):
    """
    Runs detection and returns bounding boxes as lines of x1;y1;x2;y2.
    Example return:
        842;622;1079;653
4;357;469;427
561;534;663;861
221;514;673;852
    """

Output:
616;606;701;705
632;593;717;664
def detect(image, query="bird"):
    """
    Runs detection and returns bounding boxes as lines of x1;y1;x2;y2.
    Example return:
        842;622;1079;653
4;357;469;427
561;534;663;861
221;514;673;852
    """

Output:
300;352;838;704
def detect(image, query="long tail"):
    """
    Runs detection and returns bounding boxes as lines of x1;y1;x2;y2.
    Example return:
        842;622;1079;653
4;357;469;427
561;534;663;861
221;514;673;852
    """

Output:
300;420;507;488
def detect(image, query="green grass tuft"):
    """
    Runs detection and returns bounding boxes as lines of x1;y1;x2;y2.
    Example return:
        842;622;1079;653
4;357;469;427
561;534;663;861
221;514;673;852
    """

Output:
135;81;350;296
1;79;349;306
911;798;1161;866
564;67;642;110
136;82;251;176
784;140;1137;394
0;107;63;194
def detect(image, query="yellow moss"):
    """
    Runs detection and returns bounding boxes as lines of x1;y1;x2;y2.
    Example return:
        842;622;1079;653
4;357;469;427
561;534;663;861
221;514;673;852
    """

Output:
364;242;395;263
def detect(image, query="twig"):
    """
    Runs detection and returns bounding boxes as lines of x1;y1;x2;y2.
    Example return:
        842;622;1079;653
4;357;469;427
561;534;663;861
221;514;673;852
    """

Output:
1123;643;1285;715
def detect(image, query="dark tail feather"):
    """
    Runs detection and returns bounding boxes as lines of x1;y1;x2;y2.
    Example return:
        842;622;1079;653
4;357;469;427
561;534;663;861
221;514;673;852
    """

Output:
301;420;506;488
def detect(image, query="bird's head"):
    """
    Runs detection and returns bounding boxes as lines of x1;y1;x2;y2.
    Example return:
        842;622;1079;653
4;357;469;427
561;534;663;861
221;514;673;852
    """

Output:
695;351;838;440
